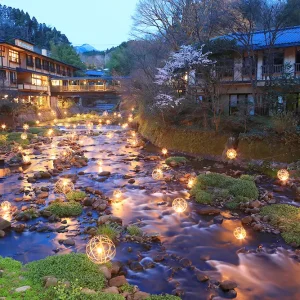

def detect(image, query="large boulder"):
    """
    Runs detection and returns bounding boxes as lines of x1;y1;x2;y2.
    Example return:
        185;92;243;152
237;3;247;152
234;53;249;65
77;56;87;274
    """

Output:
109;275;128;287
0;217;11;231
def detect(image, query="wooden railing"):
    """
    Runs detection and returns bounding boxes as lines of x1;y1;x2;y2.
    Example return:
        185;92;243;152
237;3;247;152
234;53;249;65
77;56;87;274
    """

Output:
51;85;107;92
18;83;49;91
262;64;284;75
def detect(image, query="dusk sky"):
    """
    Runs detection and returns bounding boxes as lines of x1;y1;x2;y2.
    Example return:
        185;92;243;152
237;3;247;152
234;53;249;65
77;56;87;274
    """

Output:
0;0;139;50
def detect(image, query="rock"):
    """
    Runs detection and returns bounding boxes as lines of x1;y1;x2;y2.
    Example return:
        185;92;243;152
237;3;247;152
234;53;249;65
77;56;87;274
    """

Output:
83;198;93;206
97;215;122;225
128;178;135;184
133;291;150;299
253;223;263;231
13;224;26;233
63;238;75;246
103;286;119;294
196;272;209;282
241;216;253;224
196;208;221;215
0;230;5;238
220;280;237;291
81;288;97;295
99;266;111;280
111;261;122;275
0;217;11;231
15;286;31;292
180;258;192;268
154;255;165;262
43;276;58;288
109;275;128;287
129;261;144;272
226;289;238;298
250;200;261;208
213;216;223;224
99;171;111;176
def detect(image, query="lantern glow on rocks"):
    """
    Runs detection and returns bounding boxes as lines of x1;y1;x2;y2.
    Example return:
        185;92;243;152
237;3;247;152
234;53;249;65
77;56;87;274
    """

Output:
60;148;74;162
113;189;123;203
226;148;237;160
55;178;74;194
172;198;188;213
277;169;289;182
86;235;116;264
152;168;163;180
162;148;168;156
22;155;31;165
1;201;12;212
107;132;114;139
233;227;247;240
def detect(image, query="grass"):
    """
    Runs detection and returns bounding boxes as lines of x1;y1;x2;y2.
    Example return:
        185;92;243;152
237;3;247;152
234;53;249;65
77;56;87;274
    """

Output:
66;191;87;202
119;284;135;293
26;253;106;291
47;201;83;217
127;225;143;236
165;156;188;166
97;224;122;240
190;173;258;206
260;204;300;246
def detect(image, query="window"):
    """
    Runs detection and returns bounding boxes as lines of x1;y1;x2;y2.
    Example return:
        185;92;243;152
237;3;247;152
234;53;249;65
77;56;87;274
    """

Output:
67;68;71;76
10;72;17;84
32;74;47;86
0;70;6;80
0;46;5;57
26;55;34;67
242;56;257;76
230;94;255;115
56;64;61;74
9;50;19;63
50;62;55;72
35;57;41;69
62;67;66;76
42;60;49;71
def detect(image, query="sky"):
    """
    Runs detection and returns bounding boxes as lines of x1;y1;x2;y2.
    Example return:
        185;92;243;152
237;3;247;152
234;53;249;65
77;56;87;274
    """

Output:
0;0;139;50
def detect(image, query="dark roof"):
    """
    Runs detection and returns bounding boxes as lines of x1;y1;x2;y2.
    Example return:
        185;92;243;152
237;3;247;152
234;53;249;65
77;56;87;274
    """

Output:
215;26;300;50
0;39;80;70
85;70;105;76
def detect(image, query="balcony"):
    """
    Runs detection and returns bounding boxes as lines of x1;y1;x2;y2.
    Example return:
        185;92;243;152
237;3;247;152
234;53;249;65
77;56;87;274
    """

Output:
295;63;300;73
18;83;49;92
51;85;106;92
262;64;284;75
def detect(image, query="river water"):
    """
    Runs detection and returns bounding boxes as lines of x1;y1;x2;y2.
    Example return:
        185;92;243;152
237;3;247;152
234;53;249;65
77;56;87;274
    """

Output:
0;125;299;299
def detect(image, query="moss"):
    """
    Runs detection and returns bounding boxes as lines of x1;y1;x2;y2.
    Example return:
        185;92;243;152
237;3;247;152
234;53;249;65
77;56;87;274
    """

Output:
228;180;258;199
119;284;135;293
190;185;212;204
240;174;255;181
260;204;300;246
97;224;122;240
127;225;143;236
26;253;106;291
66;191;87;201
165;156;188;166
47;201;83;217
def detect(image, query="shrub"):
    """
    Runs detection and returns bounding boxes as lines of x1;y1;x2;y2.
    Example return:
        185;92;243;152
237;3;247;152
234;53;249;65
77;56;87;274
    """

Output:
272;112;298;134
26;253;106;291
260;204;300;246
97;224;122;240
165;156;188;166
47;201;82;217
190;184;212;204
127;225;143;236
66;191;86;201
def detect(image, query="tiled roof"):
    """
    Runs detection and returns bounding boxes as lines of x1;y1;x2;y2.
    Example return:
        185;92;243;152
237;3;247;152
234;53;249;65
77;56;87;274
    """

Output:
216;26;300;49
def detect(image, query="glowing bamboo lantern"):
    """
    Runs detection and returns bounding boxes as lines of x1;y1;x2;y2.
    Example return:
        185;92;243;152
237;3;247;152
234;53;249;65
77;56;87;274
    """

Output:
72;124;77;129
23;124;29;131
233;227;247;240
118;113;121;118
1;201;11;212
226;148;237;160
106;120;111;125
152;168;163;180
131;139;138;147
22;155;31;165
128;116;133;123
99;119;102;123
113;112;117;116
38;112;41;116
86;235;116;264
103;111;108;117
47;129;54;137
77;113;80;117
162;148;168;156
277;169;289;182
131;107;135;111
172;198;188;213
187;177;196;189
86;121;93;131
36;120;40;125
1;124;6;130
21;132;27;140
131;131;136;138
60;148;74;162
96;124;102;130
122;123;128;129
55;178;74;194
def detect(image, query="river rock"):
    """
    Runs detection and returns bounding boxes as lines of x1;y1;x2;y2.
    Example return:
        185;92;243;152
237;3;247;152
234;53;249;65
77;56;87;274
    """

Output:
99;171;111;176
13;224;26;233
241;216;253;224
43;276;58;288
97;215;122;225
0;230;5;238
133;291;150;300
250;200;261;208
99;265;112;280
103;286;119;294
196;208;221;215
15;286;31;292
196;271;209;282
253;223;263;231
63;238;75;246
111;261;122;275
0;218;11;230
129;261;144;272
220;280;237;290
109;275;128;287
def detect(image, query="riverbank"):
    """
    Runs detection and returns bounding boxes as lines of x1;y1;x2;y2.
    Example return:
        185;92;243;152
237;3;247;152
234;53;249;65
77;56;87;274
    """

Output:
137;118;300;163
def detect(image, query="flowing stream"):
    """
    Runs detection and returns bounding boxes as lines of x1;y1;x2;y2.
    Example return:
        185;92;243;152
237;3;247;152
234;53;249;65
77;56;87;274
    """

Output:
0;125;299;299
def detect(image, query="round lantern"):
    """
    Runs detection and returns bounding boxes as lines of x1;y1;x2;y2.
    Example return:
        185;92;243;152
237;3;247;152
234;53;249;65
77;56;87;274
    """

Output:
21;132;27;140
60;148;74;162
172;198;188;213
162;148;168;156
36;120;40;125
107;132;114;139
106;120;111;125
1;124;6;130
277;169;289;182
152;168;163;180
22;155;31;165
226;148;237;160
1;201;11;212
86;235;116;264
233;227;246;240
54;178;74;194
103;111;108;117
86;121;93;131
131;139;139;147
48;129;54;136
23;124;29;131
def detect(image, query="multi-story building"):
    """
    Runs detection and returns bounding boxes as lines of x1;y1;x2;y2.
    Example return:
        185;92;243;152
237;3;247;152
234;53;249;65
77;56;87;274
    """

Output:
0;38;79;111
195;26;300;115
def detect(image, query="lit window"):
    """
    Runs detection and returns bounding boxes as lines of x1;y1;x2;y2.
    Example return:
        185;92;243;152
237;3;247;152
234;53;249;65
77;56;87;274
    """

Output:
9;50;19;63
0;46;5;57
32;74;47;86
